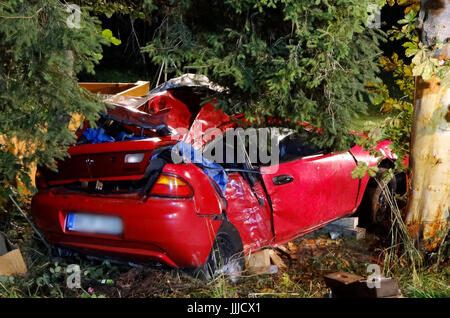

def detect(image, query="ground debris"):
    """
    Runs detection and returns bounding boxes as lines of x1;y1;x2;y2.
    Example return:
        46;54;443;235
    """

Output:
246;249;282;275
0;232;27;276
114;266;203;297
324;271;403;298
116;267;170;297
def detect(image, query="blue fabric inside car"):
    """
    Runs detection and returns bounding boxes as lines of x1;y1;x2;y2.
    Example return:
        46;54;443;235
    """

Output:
82;127;115;144
170;141;228;195
82;127;146;144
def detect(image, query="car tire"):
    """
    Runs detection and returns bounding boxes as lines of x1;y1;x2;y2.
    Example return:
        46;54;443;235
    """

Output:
196;221;244;282
366;169;397;229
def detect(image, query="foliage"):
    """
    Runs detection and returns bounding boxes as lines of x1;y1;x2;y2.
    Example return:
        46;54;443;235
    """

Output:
411;43;450;86
142;0;385;151
362;52;414;169
389;0;450;86
102;29;122;46
0;0;107;200
73;0;148;19
72;0;188;19
360;0;450;175
355;0;419;175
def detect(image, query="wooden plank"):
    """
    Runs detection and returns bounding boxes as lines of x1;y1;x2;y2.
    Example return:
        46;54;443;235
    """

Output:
78;82;135;95
78;81;149;97
325;272;402;298
118;81;150;97
268;249;287;269
0;249;27;276
246;249;276;274
247;249;270;267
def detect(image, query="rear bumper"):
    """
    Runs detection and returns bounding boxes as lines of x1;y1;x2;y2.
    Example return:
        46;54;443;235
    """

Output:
32;189;222;268
47;232;180;267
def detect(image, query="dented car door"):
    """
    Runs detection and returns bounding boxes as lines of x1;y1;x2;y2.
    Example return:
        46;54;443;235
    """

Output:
260;151;360;244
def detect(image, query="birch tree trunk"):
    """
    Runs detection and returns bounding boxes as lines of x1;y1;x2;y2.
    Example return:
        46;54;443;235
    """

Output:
406;0;450;251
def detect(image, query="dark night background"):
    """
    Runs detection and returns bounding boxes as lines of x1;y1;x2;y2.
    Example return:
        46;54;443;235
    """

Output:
79;5;407;87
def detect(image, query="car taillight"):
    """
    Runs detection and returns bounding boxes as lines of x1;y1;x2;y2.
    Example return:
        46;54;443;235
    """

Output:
149;174;193;198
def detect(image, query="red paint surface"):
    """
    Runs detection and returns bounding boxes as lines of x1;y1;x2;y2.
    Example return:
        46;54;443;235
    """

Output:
32;88;401;268
261;151;360;243
32;163;223;268
144;91;193;134
42;138;176;185
225;174;273;251
184;103;236;150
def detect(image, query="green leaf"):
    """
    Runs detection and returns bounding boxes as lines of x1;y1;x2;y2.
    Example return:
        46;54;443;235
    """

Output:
102;29;113;38
412;62;425;77
405;47;418;57
412;50;426;65
110;37;122;46
422;62;433;81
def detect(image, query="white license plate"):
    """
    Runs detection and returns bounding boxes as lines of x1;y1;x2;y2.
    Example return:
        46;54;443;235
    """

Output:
66;213;123;236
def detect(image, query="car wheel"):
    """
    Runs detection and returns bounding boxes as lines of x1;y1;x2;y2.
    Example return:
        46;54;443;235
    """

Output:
366;170;397;229
197;221;244;282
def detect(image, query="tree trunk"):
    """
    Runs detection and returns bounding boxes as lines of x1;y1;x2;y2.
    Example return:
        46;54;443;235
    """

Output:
406;0;450;251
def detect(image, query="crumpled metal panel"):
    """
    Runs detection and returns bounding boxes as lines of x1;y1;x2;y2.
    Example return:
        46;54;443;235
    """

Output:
225;174;273;251
144;91;192;135
183;103;235;150
105;104;166;131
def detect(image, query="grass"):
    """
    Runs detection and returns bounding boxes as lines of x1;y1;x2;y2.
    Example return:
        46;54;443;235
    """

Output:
1;195;448;298
1;226;448;298
400;269;450;298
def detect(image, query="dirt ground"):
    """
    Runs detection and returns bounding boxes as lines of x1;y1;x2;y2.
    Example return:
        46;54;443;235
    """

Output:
1;207;448;298
76;232;402;298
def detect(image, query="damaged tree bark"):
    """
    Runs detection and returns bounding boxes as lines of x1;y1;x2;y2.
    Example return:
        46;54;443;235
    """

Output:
405;0;450;251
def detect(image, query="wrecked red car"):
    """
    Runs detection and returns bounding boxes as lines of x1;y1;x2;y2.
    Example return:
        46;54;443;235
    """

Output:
31;75;401;276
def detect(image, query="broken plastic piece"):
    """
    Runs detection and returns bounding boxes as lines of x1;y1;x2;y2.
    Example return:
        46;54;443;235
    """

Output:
269;265;278;274
329;232;341;240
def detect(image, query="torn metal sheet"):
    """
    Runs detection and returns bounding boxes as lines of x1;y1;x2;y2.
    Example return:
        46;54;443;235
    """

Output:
150;73;226;94
225;174;273;251
104;105;167;131
183;103;235;150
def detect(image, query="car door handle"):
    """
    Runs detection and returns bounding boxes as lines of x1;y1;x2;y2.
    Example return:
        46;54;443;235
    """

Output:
272;174;294;185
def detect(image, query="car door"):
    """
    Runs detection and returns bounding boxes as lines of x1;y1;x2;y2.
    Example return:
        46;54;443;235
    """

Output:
260;151;360;244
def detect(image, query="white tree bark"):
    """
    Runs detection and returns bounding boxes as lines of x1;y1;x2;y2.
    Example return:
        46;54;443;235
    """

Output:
419;0;450;45
406;0;450;251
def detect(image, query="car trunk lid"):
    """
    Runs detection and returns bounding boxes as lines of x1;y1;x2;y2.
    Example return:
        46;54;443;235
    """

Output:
41;138;176;186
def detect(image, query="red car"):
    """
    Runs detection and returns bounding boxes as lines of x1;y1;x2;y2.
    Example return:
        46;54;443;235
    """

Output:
32;75;400;277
